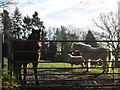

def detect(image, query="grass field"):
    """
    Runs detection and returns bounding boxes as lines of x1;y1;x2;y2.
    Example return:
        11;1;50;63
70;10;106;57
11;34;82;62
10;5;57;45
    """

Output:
26;60;120;79
3;58;120;79
3;58;120;89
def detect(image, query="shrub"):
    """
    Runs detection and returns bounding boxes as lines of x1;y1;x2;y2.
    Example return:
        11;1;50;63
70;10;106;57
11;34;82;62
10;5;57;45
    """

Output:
2;68;20;90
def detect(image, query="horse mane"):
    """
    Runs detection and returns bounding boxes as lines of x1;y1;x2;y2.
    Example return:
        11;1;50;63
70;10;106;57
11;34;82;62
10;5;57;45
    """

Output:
72;42;91;47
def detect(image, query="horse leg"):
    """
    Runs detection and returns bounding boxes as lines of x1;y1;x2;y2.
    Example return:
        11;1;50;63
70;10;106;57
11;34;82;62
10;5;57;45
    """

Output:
86;59;91;72
71;64;73;68
81;63;84;68
16;64;23;84
105;61;111;73
102;53;112;73
106;59;112;73
102;60;108;73
33;62;39;85
18;64;22;81
13;64;22;82
23;63;28;84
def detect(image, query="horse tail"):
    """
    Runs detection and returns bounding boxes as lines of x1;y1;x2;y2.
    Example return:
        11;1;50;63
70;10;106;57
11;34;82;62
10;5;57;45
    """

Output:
108;48;112;68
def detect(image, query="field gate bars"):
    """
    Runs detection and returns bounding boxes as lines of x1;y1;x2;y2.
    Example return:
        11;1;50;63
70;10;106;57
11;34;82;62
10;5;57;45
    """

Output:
4;39;120;90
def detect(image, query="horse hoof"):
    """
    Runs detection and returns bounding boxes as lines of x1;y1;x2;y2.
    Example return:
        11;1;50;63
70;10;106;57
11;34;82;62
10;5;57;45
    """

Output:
85;70;89;72
102;71;105;73
22;81;27;85
35;81;39;85
86;69;90;72
102;70;108;73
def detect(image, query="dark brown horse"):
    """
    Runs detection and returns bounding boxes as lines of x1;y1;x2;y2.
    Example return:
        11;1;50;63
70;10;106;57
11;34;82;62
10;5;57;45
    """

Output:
13;28;42;84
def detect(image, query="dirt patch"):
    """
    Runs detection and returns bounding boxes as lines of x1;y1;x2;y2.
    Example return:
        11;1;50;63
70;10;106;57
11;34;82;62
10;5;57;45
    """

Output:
19;70;120;90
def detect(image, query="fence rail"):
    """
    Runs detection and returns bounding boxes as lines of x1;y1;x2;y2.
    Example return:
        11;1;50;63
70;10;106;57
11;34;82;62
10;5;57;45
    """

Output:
13;39;120;42
3;39;120;89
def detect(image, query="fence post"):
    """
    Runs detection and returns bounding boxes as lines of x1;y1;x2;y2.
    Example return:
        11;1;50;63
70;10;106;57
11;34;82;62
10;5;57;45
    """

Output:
118;1;120;78
0;30;3;90
118;1;120;50
7;37;13;77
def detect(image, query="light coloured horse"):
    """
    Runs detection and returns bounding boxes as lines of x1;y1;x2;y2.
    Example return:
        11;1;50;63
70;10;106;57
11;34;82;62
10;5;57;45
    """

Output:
72;42;112;73
68;54;85;67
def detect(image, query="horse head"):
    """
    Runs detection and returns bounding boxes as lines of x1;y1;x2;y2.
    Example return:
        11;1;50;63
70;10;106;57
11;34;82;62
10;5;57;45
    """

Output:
27;28;42;50
28;28;41;40
72;43;83;52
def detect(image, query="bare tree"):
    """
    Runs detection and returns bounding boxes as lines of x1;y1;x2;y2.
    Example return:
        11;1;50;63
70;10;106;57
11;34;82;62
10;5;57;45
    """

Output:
0;0;17;8
92;12;120;66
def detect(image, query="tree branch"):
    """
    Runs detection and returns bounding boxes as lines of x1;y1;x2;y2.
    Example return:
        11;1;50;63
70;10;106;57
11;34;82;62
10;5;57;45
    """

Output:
0;1;17;8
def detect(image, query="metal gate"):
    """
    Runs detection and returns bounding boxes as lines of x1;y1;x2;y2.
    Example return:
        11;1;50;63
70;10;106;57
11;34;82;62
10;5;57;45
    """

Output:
4;40;120;89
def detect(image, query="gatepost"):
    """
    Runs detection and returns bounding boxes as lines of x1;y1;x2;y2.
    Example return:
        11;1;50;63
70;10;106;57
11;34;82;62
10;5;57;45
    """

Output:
0;29;3;90
118;1;120;78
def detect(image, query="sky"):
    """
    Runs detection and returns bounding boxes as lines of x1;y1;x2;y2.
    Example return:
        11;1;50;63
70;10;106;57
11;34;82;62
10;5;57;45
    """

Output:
1;0;119;29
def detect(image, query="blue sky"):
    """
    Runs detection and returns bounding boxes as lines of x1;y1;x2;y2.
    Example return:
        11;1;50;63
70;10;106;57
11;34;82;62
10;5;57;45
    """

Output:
2;0;119;29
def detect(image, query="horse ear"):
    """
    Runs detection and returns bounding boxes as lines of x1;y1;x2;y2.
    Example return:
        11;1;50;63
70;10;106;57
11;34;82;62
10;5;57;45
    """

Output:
32;28;35;32
39;29;41;33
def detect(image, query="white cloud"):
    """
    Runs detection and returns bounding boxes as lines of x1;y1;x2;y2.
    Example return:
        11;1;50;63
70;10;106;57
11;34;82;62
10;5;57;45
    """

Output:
38;0;80;16
13;0;80;16
44;0;118;27
8;0;119;28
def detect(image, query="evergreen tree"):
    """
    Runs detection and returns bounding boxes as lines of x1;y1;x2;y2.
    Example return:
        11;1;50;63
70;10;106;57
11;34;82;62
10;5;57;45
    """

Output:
22;11;45;39
12;7;22;39
1;9;12;60
48;42;57;61
22;15;32;38
53;28;60;40
85;30;98;47
31;12;44;29
52;26;79;61
31;11;46;40
1;9;12;41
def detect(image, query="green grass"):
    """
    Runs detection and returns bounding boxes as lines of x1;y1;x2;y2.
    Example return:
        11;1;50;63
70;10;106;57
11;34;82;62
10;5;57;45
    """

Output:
3;59;120;79
3;58;8;65
26;60;120;79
